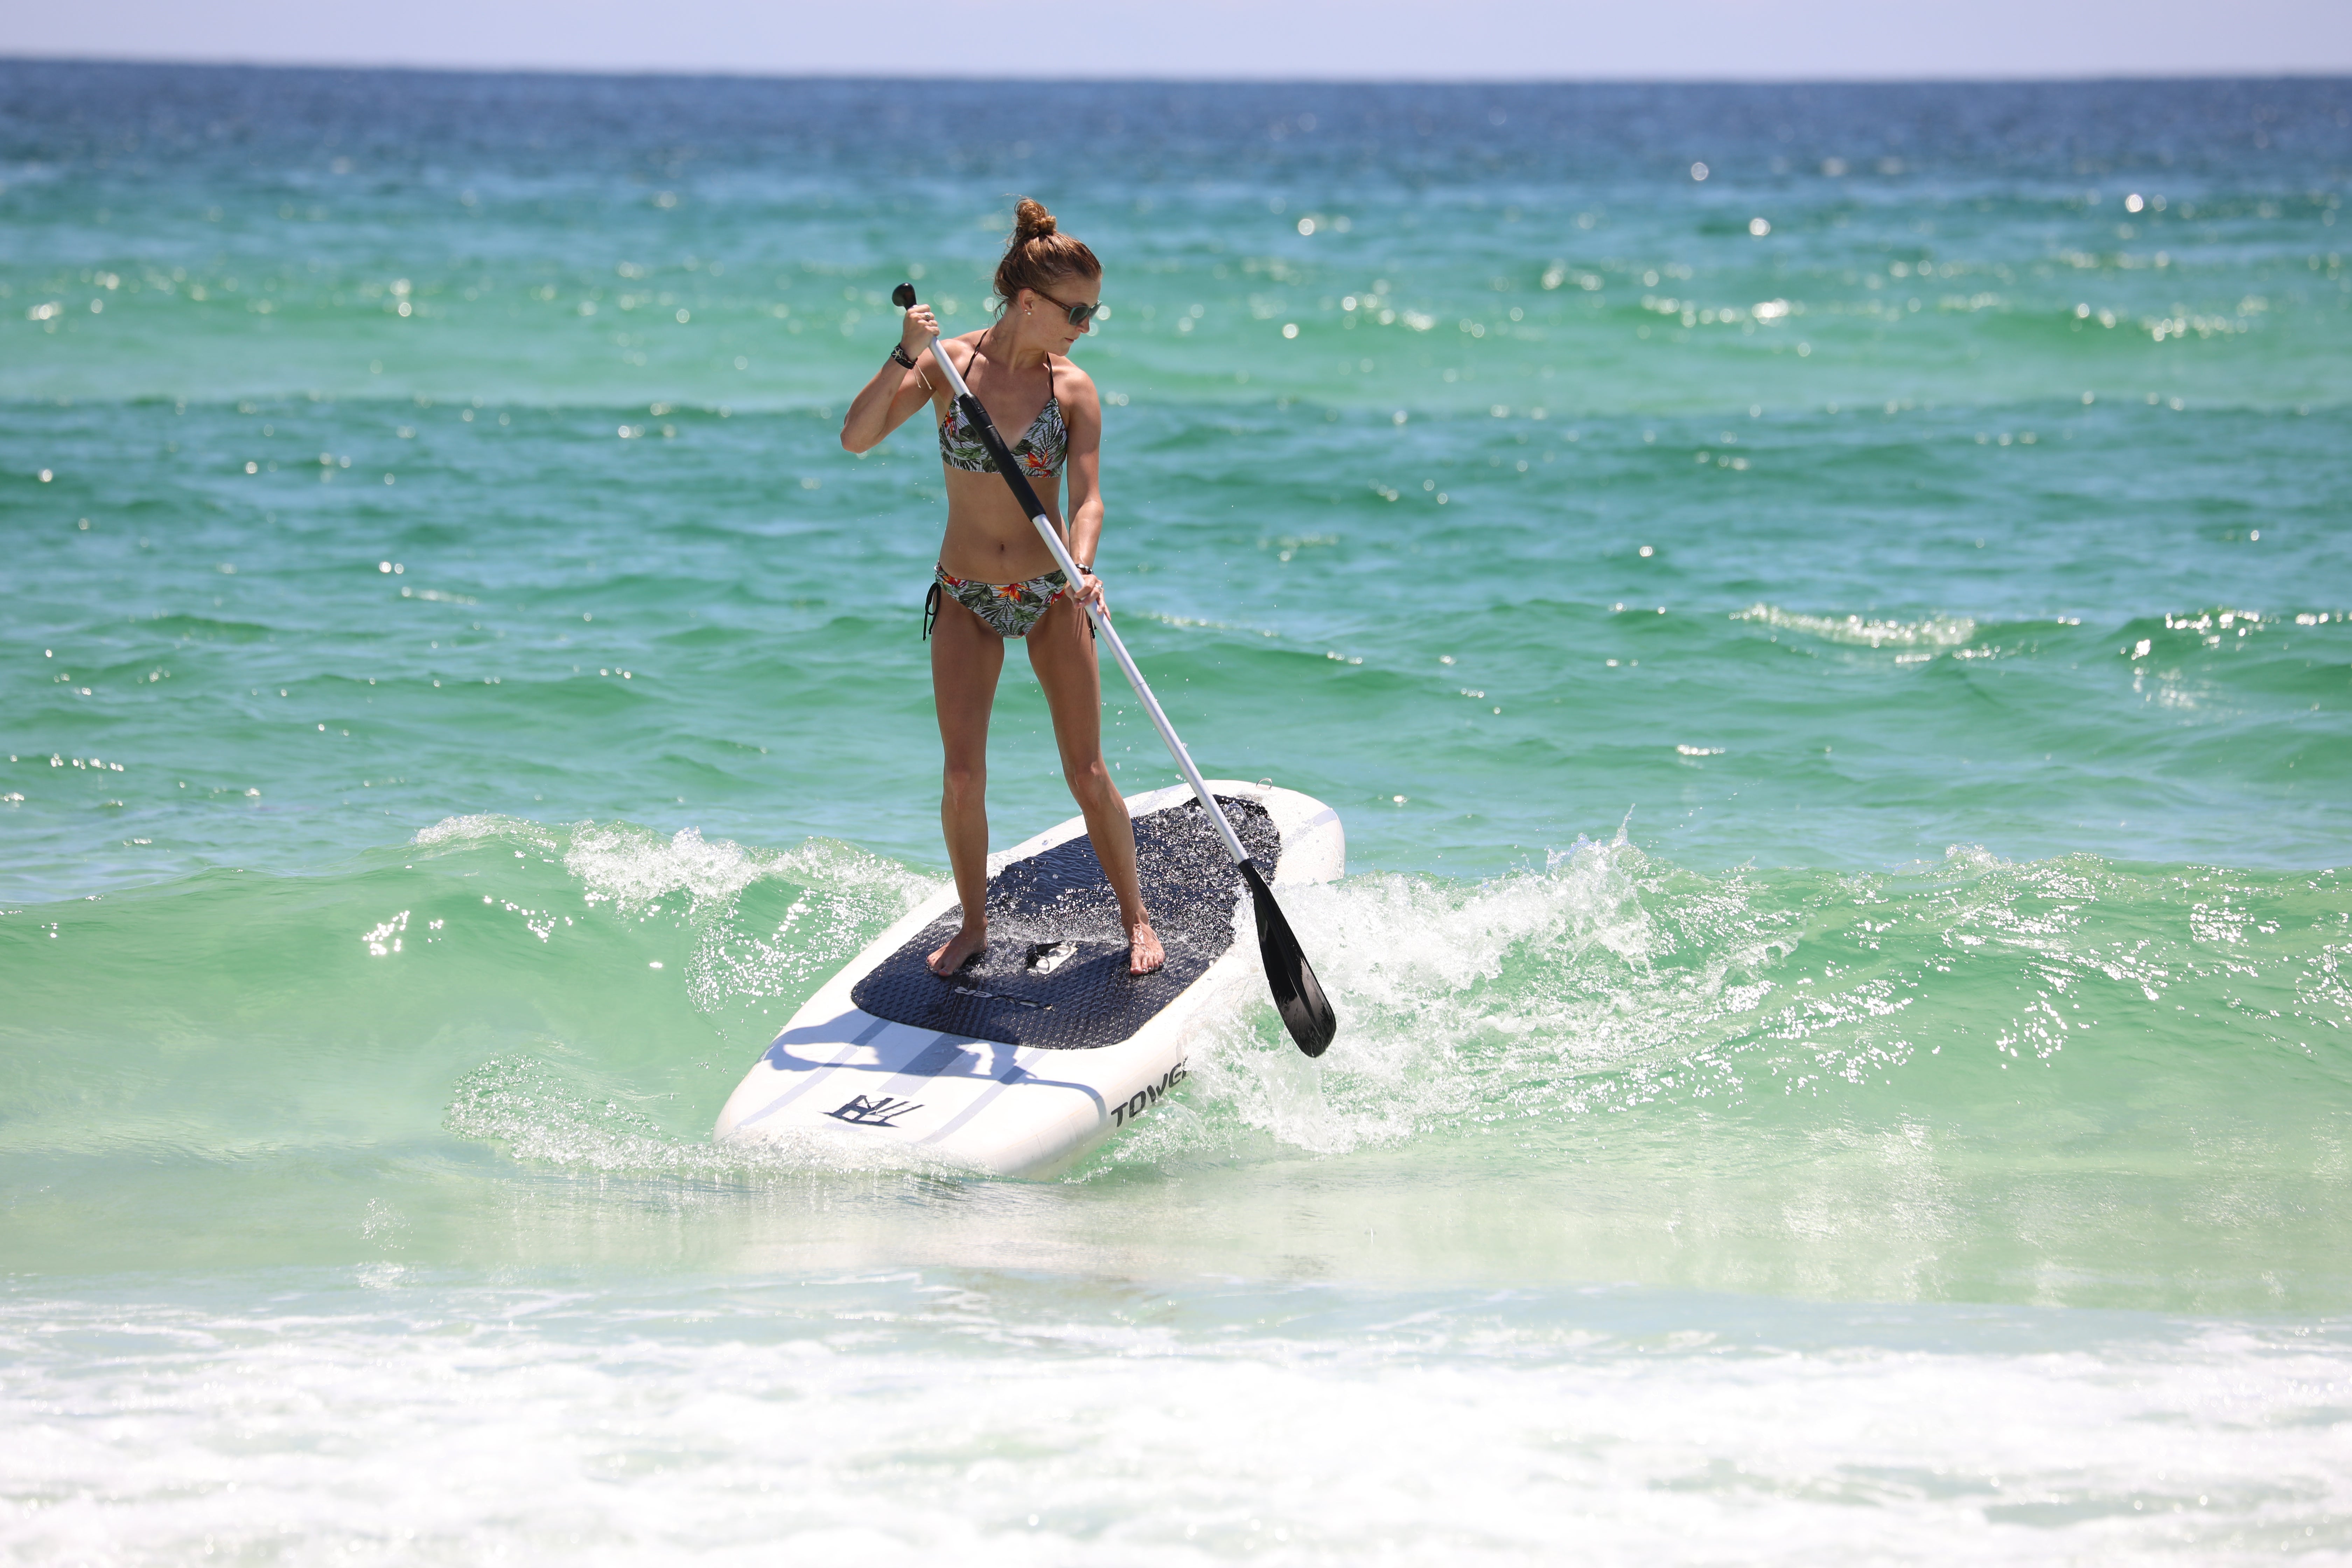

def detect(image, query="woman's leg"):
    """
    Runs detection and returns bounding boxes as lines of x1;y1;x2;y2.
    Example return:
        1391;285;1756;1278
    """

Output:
1026;594;1164;974
929;595;1004;975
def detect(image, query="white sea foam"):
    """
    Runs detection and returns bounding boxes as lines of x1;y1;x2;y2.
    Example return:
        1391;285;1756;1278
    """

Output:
560;820;933;1013
412;815;926;923
413;811;560;850
2;1277;2343;1566
564;821;777;912
1113;836;2347;1191
1733;603;1979;649
414;812;933;1026
675;838;934;1015
1164;834;1802;1159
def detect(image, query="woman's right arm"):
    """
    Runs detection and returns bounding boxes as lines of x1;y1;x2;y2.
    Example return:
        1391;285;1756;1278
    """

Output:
840;304;944;454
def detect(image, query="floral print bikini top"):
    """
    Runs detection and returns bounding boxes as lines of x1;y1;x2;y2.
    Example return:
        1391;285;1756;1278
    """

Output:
937;350;1067;482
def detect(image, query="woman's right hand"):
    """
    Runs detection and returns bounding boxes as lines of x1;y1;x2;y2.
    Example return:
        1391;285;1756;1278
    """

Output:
843;305;939;452
900;304;939;359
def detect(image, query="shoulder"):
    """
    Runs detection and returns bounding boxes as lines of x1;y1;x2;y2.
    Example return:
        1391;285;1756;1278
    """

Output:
1052;356;1100;413
932;330;986;369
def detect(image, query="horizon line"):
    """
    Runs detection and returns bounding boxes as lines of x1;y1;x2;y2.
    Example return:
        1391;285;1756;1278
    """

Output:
6;54;2350;88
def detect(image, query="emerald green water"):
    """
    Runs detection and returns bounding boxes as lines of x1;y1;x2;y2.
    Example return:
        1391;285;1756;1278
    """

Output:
3;65;2349;1563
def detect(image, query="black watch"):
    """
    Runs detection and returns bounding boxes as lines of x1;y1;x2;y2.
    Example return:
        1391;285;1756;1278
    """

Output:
888;343;917;370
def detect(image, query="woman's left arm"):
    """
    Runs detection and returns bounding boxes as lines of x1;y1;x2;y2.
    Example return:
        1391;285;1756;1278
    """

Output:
1060;366;1111;612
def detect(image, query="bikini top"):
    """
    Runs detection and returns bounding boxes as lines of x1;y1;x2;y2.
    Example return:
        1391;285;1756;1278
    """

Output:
938;346;1068;481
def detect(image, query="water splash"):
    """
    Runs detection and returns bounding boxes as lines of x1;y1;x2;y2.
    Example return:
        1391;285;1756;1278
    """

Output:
1097;843;2350;1189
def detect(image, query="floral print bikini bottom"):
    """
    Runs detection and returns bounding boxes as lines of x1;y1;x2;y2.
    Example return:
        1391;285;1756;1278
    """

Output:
925;562;1070;639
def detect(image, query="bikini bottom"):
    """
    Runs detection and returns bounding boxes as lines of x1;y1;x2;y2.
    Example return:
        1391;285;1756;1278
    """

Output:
925;563;1068;639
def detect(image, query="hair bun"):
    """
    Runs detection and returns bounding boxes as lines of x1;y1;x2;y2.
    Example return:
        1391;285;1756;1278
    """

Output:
1013;197;1057;243
993;198;1099;315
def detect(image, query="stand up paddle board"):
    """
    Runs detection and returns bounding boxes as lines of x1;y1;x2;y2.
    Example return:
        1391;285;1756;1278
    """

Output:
714;781;1342;1178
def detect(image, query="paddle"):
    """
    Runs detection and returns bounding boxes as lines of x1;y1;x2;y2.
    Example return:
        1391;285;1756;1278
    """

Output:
892;282;1338;1058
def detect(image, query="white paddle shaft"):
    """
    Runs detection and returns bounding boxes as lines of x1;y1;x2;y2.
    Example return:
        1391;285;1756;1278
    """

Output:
922;335;1253;869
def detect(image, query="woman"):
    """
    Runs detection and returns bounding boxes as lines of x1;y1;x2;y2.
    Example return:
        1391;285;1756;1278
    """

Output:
840;199;1163;978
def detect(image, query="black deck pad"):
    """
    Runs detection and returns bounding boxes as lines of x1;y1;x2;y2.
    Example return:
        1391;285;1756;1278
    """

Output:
851;796;1281;1050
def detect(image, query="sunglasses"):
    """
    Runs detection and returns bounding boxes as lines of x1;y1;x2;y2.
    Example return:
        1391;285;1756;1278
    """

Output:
1028;286;1103;328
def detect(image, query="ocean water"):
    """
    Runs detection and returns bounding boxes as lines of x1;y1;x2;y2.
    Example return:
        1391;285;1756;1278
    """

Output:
4;64;2351;1562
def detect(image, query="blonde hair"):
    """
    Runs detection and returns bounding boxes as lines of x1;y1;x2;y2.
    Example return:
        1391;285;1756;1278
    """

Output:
993;197;1100;311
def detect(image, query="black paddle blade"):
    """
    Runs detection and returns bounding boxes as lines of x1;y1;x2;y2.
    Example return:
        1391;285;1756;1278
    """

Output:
891;282;918;308
1239;860;1337;1058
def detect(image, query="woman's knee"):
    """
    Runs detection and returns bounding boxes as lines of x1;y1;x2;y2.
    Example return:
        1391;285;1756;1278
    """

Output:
1064;756;1116;801
942;762;987;805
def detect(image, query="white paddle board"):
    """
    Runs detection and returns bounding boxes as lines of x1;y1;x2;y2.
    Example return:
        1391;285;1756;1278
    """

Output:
713;780;1343;1178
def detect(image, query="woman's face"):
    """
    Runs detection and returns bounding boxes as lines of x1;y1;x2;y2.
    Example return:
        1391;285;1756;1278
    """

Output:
1021;275;1102;352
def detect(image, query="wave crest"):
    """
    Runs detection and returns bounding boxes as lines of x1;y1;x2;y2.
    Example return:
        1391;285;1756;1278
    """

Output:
1733;603;1978;649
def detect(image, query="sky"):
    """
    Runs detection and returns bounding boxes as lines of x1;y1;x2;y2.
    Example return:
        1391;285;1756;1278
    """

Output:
4;0;2350;79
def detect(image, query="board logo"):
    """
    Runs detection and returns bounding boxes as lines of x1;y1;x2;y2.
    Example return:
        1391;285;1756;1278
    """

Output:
1109;1061;1188;1128
825;1094;923;1128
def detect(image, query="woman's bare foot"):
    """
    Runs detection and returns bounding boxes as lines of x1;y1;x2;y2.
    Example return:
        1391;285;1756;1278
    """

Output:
1127;919;1165;975
928;925;987;976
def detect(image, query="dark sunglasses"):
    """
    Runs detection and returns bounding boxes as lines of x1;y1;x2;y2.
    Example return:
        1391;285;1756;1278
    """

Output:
1028;286;1103;328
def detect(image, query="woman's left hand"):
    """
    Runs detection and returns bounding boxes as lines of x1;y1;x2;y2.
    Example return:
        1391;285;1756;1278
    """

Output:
1071;567;1108;618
